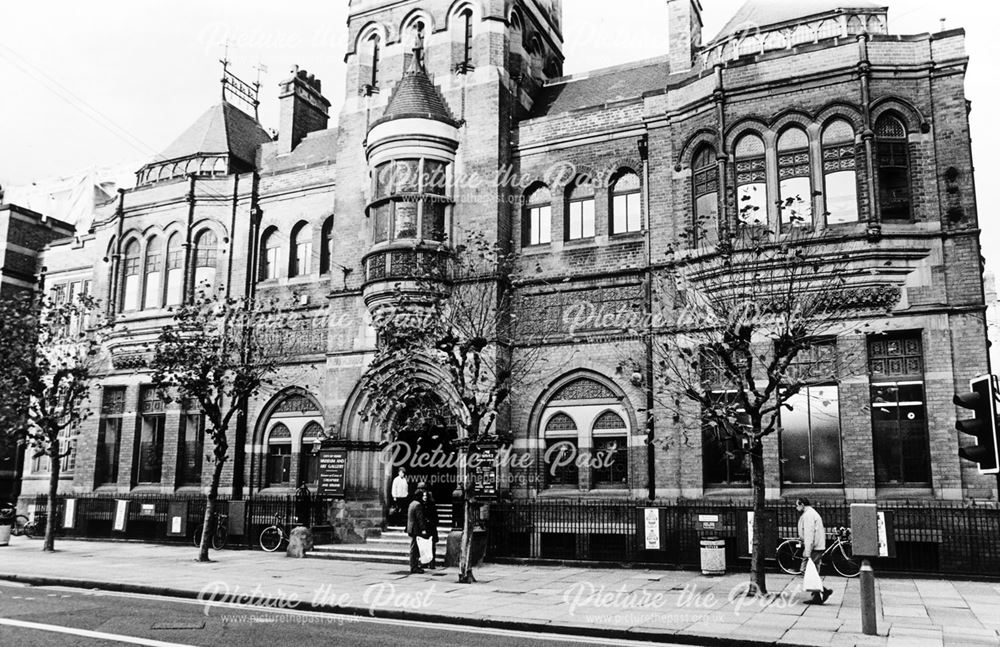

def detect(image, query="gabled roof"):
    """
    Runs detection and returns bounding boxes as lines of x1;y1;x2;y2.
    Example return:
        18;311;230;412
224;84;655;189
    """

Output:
155;102;272;166
529;57;670;119
371;53;457;129
712;0;886;43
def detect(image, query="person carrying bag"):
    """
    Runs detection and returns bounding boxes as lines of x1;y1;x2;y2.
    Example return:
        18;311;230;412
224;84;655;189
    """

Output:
796;498;833;604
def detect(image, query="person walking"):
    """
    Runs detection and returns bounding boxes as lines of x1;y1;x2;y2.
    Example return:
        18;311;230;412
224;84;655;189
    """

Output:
797;497;833;604
406;484;429;574
391;468;409;526
421;485;438;569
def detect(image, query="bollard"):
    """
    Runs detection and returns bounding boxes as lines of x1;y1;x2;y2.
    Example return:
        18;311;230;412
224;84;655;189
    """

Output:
860;559;877;636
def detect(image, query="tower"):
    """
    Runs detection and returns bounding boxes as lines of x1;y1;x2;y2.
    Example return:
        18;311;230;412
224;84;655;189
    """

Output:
334;1;565;320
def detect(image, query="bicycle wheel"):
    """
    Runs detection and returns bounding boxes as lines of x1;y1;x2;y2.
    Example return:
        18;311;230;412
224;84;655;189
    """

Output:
25;520;43;539
776;539;804;575
260;526;283;552
193;526;204;548
11;515;29;537
831;542;861;578
213;526;229;551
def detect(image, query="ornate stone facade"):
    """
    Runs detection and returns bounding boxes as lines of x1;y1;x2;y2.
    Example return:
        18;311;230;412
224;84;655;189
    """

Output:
17;1;993;508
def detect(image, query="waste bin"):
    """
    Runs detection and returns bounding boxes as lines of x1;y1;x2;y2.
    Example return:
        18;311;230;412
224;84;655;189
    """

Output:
0;524;10;546
700;537;726;575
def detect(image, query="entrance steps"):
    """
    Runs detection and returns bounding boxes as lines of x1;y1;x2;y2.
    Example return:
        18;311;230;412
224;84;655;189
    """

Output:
310;511;454;566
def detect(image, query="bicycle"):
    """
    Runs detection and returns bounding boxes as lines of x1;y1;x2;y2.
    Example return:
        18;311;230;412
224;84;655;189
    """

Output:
776;527;861;578
193;512;229;550
259;513;289;552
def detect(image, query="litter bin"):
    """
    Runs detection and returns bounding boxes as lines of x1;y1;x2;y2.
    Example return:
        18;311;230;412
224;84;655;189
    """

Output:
700;537;726;575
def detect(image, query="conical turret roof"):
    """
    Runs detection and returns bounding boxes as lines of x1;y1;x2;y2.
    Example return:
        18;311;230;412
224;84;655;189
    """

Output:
370;48;458;130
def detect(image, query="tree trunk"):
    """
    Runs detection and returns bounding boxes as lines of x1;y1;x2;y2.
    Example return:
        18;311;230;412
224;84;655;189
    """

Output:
199;454;226;562
457;466;477;583
749;434;767;596
43;437;60;552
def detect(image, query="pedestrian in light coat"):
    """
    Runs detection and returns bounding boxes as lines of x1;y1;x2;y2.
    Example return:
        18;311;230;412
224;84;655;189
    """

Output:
797;497;833;604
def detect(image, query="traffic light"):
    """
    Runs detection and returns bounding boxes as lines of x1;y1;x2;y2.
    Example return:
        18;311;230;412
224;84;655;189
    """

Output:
954;375;1000;474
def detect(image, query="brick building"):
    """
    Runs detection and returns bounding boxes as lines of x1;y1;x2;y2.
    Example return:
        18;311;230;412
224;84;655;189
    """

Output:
19;0;995;523
0;201;75;500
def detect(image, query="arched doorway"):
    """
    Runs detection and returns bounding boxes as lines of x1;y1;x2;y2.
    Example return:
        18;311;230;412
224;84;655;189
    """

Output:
340;356;467;517
388;394;458;506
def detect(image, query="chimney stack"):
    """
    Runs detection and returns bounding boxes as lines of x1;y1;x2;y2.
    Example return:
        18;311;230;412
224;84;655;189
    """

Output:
667;0;703;74
278;66;331;154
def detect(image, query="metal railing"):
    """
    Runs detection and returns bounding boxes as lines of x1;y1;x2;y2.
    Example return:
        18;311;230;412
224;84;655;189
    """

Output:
16;493;330;549
487;498;1000;577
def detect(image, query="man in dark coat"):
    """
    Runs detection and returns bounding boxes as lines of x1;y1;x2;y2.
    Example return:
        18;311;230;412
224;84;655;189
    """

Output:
420;484;438;569
406;484;429;574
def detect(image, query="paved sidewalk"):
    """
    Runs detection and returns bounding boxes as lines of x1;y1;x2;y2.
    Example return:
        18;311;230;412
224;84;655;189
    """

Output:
0;539;997;647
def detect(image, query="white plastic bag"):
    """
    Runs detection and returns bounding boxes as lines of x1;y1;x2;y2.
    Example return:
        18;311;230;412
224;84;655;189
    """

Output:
417;536;433;564
803;557;823;592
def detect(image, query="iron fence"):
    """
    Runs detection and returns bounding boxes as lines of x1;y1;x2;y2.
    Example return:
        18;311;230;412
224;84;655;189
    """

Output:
17;493;331;550
487;498;1000;577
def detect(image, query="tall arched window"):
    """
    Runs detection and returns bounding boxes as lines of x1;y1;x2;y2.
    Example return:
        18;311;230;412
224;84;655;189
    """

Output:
875;114;911;221
121;240;141;312
142;236;162;310
452;7;475;73
266;423;292;487
165;233;184;306
320;216;335;275
692;145;719;245
193;230;217;292
522;184;552;246
360;33;382;92
822;119;859;224
565;179;595;240
610;171;641;235
734;133;768;226
260;227;280;281
777;127;812;229
289;222;312;278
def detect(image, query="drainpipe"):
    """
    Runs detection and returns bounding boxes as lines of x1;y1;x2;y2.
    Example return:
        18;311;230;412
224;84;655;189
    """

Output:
225;173;239;300
182;175;197;304
639;135;655;501
713;65;729;243
107;189;126;317
858;34;881;241
244;172;262;496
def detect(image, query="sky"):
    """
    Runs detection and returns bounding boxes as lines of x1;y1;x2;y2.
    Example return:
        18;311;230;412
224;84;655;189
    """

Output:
0;0;997;251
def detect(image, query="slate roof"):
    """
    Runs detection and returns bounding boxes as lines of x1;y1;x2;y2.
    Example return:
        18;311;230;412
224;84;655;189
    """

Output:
529;57;670;119
155;102;272;166
371;54;457;129
712;0;886;42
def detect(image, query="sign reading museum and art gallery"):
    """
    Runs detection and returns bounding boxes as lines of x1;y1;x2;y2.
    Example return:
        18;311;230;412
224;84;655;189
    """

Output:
318;448;348;498
473;447;498;497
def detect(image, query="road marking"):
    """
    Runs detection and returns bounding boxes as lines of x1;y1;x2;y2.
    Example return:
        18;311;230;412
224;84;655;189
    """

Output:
0;618;201;647
35;587;675;646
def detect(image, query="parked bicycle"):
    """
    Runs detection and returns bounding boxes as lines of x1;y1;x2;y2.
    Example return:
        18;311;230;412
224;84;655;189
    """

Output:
193;512;229;550
776;526;861;578
259;513;290;552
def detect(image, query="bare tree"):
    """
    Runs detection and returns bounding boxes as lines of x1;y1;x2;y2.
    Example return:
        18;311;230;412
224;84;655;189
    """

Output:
359;235;550;583
631;218;883;595
148;291;283;562
0;289;103;552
